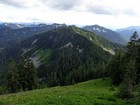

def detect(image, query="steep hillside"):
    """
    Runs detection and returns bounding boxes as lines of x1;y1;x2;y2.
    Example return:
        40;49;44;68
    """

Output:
0;79;126;105
83;25;126;45
0;26;122;86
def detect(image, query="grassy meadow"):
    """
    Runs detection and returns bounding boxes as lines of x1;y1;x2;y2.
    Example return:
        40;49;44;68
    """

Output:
0;79;128;105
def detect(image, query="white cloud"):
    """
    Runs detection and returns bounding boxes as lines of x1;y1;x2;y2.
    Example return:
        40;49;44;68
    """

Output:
0;0;37;7
0;0;140;29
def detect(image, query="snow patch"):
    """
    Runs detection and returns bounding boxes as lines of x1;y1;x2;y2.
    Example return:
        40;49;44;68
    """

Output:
76;48;83;53
4;23;8;26
30;56;41;68
22;48;32;55
102;29;107;32
90;37;93;41
93;27;101;32
76;31;80;34
16;24;23;28
93;27;96;30
60;42;74;49
32;39;38;44
103;48;115;55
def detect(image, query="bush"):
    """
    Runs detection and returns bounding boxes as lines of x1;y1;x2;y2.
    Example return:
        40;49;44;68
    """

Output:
0;86;7;95
117;85;133;99
109;85;115;91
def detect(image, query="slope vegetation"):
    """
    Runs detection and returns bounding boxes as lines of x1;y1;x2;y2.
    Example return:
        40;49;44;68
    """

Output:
0;79;127;105
0;26;123;86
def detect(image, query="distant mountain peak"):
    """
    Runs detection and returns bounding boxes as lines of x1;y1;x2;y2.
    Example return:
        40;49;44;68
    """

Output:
1;22;24;29
0;23;67;47
92;26;107;33
83;25;126;45
37;23;47;27
52;23;67;28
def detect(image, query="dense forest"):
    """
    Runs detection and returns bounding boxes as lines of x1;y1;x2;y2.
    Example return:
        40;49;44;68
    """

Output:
0;26;120;88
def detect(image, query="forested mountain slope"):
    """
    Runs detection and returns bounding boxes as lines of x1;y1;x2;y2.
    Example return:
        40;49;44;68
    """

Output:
0;26;123;86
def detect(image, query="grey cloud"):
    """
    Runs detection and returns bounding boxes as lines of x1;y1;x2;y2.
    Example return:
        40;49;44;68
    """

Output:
87;5;136;16
0;0;28;8
87;5;119;15
41;0;80;10
27;18;42;22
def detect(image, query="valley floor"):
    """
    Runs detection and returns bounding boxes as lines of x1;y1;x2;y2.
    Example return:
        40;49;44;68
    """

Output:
0;79;127;105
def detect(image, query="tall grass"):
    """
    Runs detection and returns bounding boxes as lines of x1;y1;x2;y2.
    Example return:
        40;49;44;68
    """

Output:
0;79;128;105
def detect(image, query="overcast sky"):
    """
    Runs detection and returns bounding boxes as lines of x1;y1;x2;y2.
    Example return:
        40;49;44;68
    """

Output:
0;0;140;29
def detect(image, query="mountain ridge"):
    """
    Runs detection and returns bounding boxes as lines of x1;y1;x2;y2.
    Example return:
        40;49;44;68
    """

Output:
83;24;126;45
0;23;66;47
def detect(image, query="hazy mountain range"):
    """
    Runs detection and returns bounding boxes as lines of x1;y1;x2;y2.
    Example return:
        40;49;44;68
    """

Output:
116;26;140;42
0;23;66;47
0;22;136;46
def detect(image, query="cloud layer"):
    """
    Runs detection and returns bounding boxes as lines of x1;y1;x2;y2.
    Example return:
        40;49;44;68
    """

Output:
0;0;140;29
0;0;138;15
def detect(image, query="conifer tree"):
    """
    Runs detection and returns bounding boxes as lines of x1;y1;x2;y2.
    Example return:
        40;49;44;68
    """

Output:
7;59;19;93
118;32;139;99
17;57;27;91
136;39;140;83
107;51;125;85
24;59;38;90
6;57;39;92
